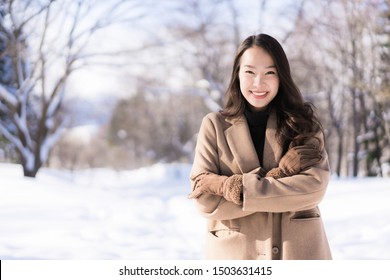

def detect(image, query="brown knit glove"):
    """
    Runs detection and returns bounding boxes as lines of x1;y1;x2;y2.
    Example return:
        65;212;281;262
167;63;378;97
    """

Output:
188;173;243;205
223;175;243;205
266;145;322;179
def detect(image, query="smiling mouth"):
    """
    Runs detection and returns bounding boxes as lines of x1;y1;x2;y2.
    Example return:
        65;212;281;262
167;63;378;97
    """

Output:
251;91;268;98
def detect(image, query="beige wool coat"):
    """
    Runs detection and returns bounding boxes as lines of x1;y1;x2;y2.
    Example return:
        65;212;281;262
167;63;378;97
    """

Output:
190;110;332;260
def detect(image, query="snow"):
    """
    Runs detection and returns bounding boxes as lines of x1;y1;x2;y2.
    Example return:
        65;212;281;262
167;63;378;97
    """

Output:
1;162;389;260
0;85;18;107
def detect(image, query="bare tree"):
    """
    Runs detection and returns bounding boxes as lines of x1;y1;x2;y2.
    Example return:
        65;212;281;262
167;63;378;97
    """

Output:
0;0;148;177
282;0;389;177
163;0;241;110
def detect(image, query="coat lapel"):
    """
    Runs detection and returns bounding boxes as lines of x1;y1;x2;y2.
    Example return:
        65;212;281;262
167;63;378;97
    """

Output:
262;111;283;171
225;115;259;173
224;110;283;173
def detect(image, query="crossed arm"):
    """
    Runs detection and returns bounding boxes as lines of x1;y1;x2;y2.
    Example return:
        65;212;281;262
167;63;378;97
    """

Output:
188;116;330;220
189;145;323;204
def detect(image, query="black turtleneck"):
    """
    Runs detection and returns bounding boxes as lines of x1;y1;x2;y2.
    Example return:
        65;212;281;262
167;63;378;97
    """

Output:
244;108;270;166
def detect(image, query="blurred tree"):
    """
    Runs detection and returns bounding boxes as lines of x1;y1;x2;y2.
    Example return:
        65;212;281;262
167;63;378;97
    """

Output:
0;3;17;162
0;0;148;177
164;0;240;110
284;0;390;177
107;88;209;169
378;0;390;161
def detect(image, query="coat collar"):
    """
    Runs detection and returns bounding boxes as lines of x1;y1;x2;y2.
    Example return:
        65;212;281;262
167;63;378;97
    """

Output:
224;110;282;173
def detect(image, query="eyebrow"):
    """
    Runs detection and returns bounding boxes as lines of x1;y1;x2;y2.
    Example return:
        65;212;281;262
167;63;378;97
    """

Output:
242;65;276;69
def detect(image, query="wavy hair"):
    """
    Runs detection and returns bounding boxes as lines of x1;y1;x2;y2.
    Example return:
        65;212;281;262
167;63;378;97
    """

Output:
221;33;323;148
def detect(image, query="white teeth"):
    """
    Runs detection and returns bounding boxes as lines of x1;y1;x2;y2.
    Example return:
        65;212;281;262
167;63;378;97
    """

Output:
252;91;267;96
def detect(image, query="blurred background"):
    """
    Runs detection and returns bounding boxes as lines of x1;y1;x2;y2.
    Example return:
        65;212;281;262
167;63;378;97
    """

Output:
0;0;389;178
2;0;390;261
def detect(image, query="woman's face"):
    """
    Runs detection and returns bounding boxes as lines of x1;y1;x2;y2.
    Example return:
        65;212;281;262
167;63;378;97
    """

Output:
238;46;279;112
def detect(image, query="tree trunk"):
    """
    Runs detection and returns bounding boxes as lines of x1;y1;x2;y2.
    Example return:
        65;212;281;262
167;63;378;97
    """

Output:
351;89;359;177
23;166;39;178
21;155;41;178
335;130;343;177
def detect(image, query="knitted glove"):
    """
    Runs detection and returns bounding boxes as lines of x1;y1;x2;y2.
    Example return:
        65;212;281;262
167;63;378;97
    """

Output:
266;145;322;179
188;173;243;205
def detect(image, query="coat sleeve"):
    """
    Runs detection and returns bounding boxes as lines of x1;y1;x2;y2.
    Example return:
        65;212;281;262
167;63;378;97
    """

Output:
189;113;256;220
242;131;331;212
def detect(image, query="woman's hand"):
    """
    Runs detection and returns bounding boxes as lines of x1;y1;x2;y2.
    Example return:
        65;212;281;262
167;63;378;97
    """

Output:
188;173;243;205
266;145;322;179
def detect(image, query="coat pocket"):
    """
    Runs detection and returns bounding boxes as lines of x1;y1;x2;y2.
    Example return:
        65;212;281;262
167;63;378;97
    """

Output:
284;210;331;259
208;219;240;237
210;228;240;238
206;227;246;259
291;208;320;220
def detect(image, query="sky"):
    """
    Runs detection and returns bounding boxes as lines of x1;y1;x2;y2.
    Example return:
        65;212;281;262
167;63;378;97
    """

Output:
65;0;298;101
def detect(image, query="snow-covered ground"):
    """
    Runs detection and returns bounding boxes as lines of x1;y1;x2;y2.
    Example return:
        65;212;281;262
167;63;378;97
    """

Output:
1;162;389;260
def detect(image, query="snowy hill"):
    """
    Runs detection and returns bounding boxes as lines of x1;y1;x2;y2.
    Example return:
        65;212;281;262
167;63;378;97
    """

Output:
1;163;390;260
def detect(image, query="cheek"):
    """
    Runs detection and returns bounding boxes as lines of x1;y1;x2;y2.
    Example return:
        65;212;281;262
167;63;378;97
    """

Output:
271;78;280;90
238;75;250;89
238;76;244;91
275;77;280;86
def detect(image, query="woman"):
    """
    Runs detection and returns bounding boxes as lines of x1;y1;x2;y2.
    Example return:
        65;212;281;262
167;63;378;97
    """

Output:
188;34;332;260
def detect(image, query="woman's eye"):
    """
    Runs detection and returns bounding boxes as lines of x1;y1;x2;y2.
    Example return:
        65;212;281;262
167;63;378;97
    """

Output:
245;70;254;74
266;71;276;75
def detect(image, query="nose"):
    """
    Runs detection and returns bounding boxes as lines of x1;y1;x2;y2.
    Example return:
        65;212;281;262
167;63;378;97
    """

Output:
253;75;262;86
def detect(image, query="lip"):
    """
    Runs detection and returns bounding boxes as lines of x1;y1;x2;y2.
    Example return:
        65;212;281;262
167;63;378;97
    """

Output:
250;91;268;99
